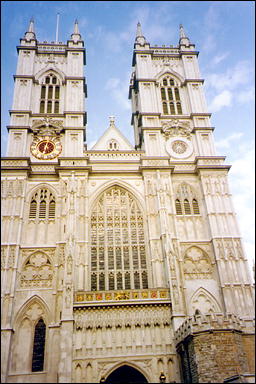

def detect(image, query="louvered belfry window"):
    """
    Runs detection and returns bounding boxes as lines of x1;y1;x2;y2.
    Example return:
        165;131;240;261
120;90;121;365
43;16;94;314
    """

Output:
29;189;55;220
175;184;200;216
161;77;183;115
90;186;148;291
40;73;60;114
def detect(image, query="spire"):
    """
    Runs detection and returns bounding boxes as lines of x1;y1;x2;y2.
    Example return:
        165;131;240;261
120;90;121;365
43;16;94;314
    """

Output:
135;21;146;46
24;18;36;41
71;19;81;42
136;22;143;38
28;18;35;33
179;24;190;46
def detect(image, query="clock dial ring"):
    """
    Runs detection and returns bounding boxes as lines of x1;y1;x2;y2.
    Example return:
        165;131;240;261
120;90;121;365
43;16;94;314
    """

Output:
30;136;62;160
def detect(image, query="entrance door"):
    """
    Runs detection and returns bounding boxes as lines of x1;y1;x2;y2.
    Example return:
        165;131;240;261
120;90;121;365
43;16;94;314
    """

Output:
105;365;148;383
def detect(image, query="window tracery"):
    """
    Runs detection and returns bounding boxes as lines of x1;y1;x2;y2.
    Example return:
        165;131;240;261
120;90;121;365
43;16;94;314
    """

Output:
160;76;183;115
90;186;148;291
175;183;200;215
29;188;56;221
40;73;60;114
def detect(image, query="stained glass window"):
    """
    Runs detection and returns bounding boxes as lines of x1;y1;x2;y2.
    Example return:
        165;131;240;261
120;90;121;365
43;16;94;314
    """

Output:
90;186;148;291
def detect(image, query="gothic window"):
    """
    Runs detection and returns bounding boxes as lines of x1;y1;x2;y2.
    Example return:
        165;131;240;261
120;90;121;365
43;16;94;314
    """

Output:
39;73;60;114
160;77;183;115
108;139;119;150
29;189;56;221
192;199;200;214
184;199;191;214
31;318;46;372
175;184;200;216
90;186;148;291
163;102;168;114
175;199;182;215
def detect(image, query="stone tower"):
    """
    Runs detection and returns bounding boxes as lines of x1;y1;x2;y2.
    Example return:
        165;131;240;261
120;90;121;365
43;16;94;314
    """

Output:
1;20;255;383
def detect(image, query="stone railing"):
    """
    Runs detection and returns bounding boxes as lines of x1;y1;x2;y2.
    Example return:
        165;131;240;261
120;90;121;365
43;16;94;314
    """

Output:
1;159;30;167
196;157;226;166
87;152;141;161
31;164;56;172
153;48;179;54
58;158;89;166
74;288;170;306
38;44;66;52
141;158;170;167
174;313;255;345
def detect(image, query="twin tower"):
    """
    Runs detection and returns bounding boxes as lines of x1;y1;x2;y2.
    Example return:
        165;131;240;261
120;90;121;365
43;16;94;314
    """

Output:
1;19;255;383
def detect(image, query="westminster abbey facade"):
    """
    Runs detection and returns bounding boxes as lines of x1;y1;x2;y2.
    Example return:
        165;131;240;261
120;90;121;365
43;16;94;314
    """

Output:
1;19;255;383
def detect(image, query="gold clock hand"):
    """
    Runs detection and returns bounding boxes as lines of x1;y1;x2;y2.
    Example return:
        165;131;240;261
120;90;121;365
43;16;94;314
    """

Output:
43;140;49;154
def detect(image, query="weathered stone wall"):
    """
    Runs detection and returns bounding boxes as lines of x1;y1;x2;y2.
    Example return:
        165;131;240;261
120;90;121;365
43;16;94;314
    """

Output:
242;334;255;373
175;313;255;383
193;330;248;383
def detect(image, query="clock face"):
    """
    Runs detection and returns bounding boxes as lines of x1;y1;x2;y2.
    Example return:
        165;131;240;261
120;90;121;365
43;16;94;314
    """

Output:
30;136;62;160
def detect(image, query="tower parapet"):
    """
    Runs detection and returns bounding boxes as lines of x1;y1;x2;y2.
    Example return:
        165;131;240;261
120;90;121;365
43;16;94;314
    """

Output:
175;312;255;345
175;312;255;383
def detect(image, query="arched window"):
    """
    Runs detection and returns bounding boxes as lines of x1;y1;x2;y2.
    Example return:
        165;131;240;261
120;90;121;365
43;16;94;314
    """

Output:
161;88;166;100
192;199;200;214
169;102;175;114
90;186;148;291
184;199;191;214
40;73;60;114
163;102;168;114
29;199;37;218
29;189;56;221
32;319;46;372
175;184;201;216
160;77;183;115
108;139;119;151
175;199;182;215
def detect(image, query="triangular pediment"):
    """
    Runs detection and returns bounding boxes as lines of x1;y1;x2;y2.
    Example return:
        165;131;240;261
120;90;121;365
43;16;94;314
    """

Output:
91;118;134;151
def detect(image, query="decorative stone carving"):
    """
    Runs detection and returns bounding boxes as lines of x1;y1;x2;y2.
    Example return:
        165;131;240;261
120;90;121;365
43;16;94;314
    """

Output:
20;251;53;288
1;247;7;269
8;246;16;268
161;119;192;139
183;246;212;279
26;302;44;321
191;288;220;314
32;116;64;135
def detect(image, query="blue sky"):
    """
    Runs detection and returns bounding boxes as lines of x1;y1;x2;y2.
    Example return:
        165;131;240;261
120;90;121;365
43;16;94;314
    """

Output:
1;1;255;272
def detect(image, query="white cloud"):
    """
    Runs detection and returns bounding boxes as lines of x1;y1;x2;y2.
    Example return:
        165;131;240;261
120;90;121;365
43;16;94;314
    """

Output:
208;90;232;112
212;52;230;65
215;132;244;150
206;60;252;91
236;87;255;104
206;60;254;111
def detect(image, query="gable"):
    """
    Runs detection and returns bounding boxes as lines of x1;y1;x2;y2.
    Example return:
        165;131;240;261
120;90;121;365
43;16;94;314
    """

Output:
91;120;134;151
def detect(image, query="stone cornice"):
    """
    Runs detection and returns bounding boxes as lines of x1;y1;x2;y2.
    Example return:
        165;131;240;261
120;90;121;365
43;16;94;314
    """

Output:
184;79;204;84
190;113;212;118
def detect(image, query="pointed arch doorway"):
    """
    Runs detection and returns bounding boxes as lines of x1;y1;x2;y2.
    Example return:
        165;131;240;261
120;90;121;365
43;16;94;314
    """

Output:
104;365;148;383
